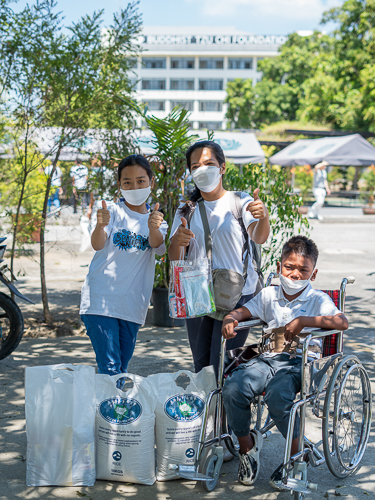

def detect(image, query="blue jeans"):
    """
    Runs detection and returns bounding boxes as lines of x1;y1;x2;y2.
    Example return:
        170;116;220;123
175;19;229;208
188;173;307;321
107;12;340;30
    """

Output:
81;314;140;375
222;354;302;439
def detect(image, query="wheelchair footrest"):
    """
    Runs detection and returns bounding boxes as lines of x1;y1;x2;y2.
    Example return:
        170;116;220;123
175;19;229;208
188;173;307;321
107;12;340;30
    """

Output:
282;477;318;494
168;464;211;481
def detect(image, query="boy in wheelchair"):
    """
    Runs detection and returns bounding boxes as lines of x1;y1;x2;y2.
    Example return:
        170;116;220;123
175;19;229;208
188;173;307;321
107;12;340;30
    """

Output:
221;235;349;489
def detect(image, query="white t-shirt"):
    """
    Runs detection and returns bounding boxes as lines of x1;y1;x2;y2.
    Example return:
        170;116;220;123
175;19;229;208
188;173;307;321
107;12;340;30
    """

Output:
313;169;327;189
70;164;88;190
80;201;168;325
170;191;258;295
243;283;341;358
44;165;62;187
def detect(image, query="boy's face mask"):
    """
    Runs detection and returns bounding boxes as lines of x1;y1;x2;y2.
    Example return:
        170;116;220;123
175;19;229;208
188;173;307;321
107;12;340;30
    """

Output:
279;270;315;296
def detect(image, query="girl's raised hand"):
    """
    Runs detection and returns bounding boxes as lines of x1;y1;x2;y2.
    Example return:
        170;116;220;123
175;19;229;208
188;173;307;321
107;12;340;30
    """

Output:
246;188;268;219
97;200;110;228
148;202;164;230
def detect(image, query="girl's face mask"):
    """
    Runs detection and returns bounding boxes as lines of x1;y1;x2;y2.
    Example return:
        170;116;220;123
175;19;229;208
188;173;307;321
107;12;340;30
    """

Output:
120;186;151;206
191;165;222;193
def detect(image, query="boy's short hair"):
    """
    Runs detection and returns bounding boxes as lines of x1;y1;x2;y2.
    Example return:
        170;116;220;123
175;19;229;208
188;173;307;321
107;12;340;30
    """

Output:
281;235;319;267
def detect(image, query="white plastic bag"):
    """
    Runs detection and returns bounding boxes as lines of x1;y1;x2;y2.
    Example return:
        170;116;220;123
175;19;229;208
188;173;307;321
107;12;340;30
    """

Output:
95;373;157;485
25;364;96;486
147;367;216;481
169;240;215;319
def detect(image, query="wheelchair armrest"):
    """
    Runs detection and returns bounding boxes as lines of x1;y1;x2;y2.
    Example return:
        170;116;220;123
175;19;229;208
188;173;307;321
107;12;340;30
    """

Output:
234;319;266;331
308;328;341;338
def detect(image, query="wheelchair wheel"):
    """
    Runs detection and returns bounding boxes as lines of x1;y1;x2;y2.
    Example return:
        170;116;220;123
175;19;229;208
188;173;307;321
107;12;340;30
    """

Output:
250;396;270;432
322;355;372;478
201;448;223;492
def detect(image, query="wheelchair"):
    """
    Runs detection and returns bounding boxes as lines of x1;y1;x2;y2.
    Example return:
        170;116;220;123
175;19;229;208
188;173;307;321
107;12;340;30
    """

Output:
170;275;372;498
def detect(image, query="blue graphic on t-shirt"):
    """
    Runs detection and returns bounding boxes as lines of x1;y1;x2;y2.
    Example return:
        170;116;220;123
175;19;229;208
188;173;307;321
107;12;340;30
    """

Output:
113;229;151;251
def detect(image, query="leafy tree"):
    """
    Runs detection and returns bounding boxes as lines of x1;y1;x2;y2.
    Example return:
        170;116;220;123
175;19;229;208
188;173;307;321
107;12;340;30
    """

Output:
224;79;255;129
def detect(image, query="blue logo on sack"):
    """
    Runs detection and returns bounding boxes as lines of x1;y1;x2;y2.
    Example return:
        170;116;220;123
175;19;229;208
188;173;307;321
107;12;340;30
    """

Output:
99;397;142;425
112;451;122;461
164;394;205;422
185;448;195;458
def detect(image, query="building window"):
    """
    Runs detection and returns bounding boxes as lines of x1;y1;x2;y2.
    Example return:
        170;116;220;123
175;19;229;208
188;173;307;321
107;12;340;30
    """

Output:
171;100;194;111
228;58;253;70
141;79;166;90
199;101;222;112
143;100;165;111
199;121;223;130
142;57;166;69
199;79;223;91
199;58;224;69
170;79;195;91
171;57;195;69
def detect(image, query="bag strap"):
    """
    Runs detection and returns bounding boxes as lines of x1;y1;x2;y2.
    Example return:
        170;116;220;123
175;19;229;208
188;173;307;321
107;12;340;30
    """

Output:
197;198;213;260
230;191;263;279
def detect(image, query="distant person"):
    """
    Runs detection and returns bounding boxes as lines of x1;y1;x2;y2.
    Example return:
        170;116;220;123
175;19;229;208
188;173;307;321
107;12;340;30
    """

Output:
44;164;63;214
70;159;89;213
308;161;331;221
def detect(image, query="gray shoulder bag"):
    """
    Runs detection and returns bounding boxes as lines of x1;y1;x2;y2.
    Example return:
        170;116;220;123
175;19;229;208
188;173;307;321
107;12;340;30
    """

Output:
197;197;249;316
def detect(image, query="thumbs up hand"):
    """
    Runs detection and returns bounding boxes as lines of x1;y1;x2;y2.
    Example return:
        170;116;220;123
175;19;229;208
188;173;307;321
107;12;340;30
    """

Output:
96;200;110;228
246;188;267;219
177;216;195;247
148;202;164;230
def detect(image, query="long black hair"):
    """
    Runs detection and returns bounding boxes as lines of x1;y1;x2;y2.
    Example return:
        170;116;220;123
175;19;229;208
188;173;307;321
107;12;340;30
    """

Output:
180;140;226;218
117;154;153;182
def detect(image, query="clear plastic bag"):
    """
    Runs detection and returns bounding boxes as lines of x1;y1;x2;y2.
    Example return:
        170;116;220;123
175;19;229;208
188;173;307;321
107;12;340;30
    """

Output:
169;239;216;319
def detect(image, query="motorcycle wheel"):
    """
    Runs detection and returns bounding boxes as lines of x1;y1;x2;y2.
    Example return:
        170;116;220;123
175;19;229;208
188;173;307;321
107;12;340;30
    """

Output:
0;292;24;361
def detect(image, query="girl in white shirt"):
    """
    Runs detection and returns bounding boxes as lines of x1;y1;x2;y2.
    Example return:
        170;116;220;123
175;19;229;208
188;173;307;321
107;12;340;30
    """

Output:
80;155;168;375
169;141;270;376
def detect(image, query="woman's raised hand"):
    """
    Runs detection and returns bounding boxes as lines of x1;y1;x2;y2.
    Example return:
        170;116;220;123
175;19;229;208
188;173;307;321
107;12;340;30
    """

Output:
246;188;268;220
148;203;164;230
177;217;195;247
97;200;110;228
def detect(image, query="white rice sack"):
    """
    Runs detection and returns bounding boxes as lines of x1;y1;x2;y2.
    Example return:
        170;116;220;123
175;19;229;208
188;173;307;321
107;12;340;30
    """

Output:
95;373;157;485
148;367;216;481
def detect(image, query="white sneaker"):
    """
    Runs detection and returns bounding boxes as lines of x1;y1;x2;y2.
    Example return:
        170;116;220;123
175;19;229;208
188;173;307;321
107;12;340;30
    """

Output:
317;215;324;221
238;430;263;485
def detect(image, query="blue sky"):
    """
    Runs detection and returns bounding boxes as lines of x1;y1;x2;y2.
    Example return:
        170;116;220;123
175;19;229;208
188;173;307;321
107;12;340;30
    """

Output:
14;0;342;34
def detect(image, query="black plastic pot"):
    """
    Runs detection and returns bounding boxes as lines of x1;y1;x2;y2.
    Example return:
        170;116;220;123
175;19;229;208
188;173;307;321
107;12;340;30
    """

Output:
152;287;185;327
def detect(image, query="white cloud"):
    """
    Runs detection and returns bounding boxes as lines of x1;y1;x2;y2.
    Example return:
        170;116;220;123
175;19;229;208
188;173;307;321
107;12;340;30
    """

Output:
185;0;342;23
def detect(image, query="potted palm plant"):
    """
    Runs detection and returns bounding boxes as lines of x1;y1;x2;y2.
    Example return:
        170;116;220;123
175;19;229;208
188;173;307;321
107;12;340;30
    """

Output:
145;107;198;327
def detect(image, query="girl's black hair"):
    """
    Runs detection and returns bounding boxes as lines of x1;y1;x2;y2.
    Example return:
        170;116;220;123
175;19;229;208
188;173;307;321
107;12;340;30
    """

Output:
117;154;153;181
180;140;226;218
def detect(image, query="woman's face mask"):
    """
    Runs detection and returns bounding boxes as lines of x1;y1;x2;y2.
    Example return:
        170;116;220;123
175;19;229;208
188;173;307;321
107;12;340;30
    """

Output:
120;186;151;206
191;165;222;193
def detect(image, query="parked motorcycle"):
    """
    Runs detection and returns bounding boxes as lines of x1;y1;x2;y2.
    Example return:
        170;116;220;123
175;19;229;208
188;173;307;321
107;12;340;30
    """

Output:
0;237;34;361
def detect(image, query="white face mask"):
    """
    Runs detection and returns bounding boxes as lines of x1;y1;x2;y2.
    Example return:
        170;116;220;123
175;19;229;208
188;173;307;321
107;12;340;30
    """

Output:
279;271;314;296
121;186;151;206
191;165;222;193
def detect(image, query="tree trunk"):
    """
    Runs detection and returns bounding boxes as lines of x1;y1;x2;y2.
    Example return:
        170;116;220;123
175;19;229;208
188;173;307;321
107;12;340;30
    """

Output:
40;166;54;325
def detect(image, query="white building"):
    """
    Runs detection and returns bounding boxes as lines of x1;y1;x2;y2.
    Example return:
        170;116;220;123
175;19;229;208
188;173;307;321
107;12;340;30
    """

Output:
132;27;286;130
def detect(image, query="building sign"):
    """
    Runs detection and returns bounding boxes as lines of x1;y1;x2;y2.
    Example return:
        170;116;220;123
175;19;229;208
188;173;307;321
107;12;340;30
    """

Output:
141;34;287;46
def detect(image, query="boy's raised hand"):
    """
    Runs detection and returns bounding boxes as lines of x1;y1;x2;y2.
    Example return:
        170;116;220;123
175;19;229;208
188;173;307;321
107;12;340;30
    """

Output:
97;200;110;228
246;188;268;219
148;202;164;230
222;317;238;339
176;217;195;247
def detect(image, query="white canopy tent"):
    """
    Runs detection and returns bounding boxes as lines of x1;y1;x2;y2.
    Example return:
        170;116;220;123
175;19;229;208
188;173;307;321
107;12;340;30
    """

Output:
269;133;375;166
135;130;265;165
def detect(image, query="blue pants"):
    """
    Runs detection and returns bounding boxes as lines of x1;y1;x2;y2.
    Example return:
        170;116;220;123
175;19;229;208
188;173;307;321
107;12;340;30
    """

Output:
185;294;253;378
222;354;302;439
48;188;60;210
81;314;140;375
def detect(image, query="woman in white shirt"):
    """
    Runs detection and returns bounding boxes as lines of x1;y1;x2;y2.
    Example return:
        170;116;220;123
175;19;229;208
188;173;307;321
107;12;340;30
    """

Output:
169;141;270;376
80;155;168;375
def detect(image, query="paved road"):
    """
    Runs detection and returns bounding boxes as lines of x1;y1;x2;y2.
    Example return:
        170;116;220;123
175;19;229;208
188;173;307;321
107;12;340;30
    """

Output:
0;216;374;500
